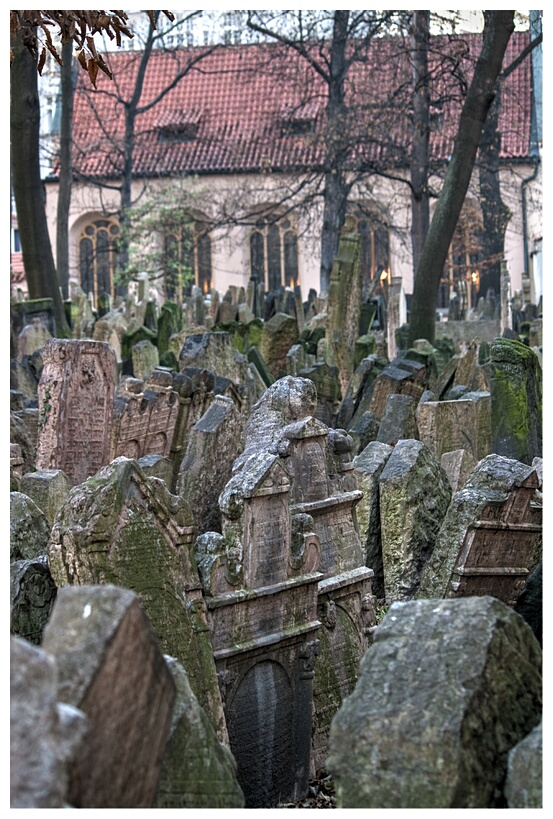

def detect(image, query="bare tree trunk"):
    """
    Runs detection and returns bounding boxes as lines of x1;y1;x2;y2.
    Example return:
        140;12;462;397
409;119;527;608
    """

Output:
319;10;350;295
477;85;511;299
410;10;430;276
11;30;71;336
408;11;514;345
56;39;75;301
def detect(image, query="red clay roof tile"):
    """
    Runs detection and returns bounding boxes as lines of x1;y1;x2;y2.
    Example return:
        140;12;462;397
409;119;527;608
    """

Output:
67;33;532;181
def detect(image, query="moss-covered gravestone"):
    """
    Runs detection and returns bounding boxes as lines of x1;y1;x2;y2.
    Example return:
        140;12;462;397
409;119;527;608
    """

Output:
47;457;227;744
328;596;542;808
489;338;542;464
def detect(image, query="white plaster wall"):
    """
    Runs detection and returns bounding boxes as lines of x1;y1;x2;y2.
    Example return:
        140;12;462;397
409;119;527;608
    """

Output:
44;159;540;303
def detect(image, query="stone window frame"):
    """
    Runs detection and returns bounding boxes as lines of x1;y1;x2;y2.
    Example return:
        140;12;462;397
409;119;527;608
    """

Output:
249;215;299;292
162;217;212;300
78;217;121;305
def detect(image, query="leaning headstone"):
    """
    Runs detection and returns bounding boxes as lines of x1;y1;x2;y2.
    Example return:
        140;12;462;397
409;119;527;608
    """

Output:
325;232;362;395
10;636;87;808
177;395;245;534
10;556;57;645
328;596;542;808
416;391;492;461
376;394;418;445
259;312;300;378
20;469;72;526
368;358;428;420
137;453;173;485
35;339;116;485
42;584;176;807
504;722;542;808
353;441;394;600
347;409;380;457
379;439;451;603
440;448;476;494
131;338;159;379
489;338;542;464
48;457;227;743
17;317;52;360
179;331;247;386
10;491;51;561
156;656;245;808
417;454;542;606
10;442;24;491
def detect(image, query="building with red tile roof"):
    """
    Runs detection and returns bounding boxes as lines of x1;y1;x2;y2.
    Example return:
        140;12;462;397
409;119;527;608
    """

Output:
41;31;542;311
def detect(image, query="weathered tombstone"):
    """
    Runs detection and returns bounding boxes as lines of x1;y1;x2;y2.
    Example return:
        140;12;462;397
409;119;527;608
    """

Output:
10;404;39;475
489;338;542;464
353;441;394;600
10;491;51;561
328;596;542;808
324;232;362;395
347;409;380;457
259;312;300;378
223;376;375;778
10;636;87;808
42;584;175;807
20;469;72;526
500;260;512;334
379;439;451;603
440;448;476;494
10;442;24;491
131;338;160;379
17;316;52;360
376;393;418;445
179;331;247;385
10;556;57;645
297;361;342;427
286;342;308;376
47;457;227;743
416;391;492;461
368;357;428;420
198;453;322;807
417;454;542;606
177;395;245;534
504;722;542;808
35;339;116;485
121;325;157;376
386;276;403;362
157;655;244;808
157;301;183;356
137;453;173;485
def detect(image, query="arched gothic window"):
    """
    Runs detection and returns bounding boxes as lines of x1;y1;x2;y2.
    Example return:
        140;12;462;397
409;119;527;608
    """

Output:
249;217;299;291
79;219;120;303
439;204;484;310
346;212;390;301
163;219;212;300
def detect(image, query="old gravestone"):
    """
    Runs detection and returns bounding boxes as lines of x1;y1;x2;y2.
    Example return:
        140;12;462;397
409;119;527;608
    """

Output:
488;338;542;464
417;454;542;606
417;391;492;461
35;339;116;485
47;457;228;744
156;655;244;808
10;491;51;561
328;596;542;808
196;452;322;807
177;395;245;534
41;584;176;808
11;556;57;645
379;439;451;603
20;469;72;526
11;636;87;808
218;376;375;777
324;231;362;396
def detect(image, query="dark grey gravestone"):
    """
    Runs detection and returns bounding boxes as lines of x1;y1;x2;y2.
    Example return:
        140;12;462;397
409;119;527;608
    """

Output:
504;722;542;808
10;556;57;645
328;596;542;808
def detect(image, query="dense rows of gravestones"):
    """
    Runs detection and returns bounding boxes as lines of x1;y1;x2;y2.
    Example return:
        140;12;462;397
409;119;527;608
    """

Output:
10;234;542;808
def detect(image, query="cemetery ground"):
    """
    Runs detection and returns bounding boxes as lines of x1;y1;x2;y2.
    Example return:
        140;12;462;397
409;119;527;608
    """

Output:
10;236;543;808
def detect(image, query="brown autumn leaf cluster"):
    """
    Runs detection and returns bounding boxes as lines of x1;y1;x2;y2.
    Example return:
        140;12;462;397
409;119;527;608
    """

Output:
10;10;175;87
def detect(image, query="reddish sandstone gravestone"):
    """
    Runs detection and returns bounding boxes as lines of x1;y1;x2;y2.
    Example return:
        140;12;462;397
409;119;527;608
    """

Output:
36;339;116;485
42;584;176;808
